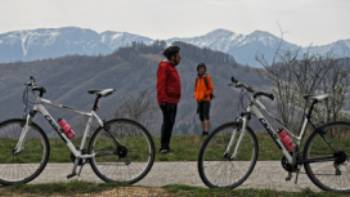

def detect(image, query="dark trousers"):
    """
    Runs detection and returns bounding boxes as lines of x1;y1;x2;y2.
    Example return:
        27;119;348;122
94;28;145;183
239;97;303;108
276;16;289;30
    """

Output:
160;103;177;149
197;101;211;121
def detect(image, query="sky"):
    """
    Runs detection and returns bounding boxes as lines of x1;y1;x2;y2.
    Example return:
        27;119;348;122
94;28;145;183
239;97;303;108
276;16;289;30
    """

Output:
1;0;349;46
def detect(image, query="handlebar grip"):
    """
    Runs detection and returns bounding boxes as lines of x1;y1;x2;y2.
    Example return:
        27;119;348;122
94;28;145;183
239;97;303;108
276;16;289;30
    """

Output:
27;76;37;86
231;76;238;83
30;76;36;83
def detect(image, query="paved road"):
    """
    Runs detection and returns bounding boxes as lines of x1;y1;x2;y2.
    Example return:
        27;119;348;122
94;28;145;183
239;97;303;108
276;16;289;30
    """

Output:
13;161;320;192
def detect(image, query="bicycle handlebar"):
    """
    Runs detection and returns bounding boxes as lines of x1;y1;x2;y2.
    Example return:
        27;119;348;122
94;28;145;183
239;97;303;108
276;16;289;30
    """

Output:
231;77;255;93
230;76;274;101
253;92;274;101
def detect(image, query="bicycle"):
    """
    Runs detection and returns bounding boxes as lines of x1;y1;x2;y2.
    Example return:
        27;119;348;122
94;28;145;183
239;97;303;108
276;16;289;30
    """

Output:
0;76;155;185
198;76;350;192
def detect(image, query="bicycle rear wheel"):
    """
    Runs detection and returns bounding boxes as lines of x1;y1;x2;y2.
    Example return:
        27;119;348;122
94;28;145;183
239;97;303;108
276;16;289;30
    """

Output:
304;122;350;192
0;119;49;185
89;119;155;184
198;122;258;188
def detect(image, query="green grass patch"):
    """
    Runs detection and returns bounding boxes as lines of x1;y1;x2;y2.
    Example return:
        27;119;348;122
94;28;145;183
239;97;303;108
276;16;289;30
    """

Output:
4;181;122;196
2;133;342;162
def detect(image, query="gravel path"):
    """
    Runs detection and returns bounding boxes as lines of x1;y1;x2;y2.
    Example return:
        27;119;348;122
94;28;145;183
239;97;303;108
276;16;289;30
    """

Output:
12;161;320;192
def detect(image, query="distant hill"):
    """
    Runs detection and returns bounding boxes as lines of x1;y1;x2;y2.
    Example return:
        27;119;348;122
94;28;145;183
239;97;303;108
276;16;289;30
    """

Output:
0;42;270;135
0;27;349;67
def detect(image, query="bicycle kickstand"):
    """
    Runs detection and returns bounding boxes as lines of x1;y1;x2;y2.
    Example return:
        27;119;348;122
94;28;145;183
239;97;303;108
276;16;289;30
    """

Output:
294;169;300;184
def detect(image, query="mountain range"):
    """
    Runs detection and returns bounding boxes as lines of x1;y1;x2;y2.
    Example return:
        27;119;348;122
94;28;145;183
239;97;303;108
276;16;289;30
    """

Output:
0;27;349;67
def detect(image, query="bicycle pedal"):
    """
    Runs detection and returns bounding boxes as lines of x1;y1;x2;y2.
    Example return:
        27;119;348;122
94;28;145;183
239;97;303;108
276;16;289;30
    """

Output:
285;173;292;181
66;173;77;179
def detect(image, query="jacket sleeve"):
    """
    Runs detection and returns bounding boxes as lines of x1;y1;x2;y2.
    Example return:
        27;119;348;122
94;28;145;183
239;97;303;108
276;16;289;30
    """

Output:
157;64;168;103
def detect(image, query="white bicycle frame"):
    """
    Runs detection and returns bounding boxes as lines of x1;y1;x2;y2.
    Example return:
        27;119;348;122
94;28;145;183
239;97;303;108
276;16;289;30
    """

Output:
226;96;310;163
16;96;108;159
15;93;119;176
12;89;126;180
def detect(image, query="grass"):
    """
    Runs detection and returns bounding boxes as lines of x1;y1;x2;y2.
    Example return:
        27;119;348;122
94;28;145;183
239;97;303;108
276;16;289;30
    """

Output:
0;134;288;162
0;181;347;197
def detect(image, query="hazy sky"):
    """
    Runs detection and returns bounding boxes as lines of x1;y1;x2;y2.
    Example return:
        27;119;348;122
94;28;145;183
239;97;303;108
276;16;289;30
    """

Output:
1;0;349;46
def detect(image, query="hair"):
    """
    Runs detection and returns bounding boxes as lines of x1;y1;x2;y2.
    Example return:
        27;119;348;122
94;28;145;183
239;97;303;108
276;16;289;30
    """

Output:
163;46;180;60
197;63;207;72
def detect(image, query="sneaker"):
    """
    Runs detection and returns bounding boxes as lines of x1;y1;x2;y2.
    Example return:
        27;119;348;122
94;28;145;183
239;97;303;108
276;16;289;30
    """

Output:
160;148;170;154
202;131;209;136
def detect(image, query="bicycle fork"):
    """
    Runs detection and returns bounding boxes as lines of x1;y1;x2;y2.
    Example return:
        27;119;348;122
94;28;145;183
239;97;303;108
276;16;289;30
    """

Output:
13;114;32;155
224;116;248;159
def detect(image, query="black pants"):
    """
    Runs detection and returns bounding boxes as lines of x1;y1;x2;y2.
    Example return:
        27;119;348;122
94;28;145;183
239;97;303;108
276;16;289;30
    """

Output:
197;101;210;121
160;103;177;149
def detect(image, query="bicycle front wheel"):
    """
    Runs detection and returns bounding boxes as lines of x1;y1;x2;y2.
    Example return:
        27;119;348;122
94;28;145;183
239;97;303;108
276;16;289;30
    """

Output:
0;119;50;185
198;122;258;188
304;121;350;192
89;119;155;184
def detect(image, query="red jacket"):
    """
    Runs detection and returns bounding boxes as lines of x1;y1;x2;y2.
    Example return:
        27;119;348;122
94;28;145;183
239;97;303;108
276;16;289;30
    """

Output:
156;60;181;104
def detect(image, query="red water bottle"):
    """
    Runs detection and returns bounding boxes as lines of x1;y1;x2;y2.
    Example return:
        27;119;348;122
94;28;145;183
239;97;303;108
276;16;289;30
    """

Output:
278;128;295;152
58;118;76;140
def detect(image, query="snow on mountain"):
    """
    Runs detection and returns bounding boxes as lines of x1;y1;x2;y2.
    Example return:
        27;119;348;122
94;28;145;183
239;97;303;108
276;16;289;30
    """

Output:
169;29;245;52
168;29;300;67
100;31;153;50
306;39;350;58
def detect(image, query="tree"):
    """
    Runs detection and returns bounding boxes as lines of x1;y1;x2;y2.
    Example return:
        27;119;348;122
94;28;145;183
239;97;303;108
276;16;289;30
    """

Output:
114;90;157;129
257;48;350;131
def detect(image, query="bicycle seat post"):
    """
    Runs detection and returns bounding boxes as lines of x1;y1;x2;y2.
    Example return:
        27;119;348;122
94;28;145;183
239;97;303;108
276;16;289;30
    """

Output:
92;95;101;111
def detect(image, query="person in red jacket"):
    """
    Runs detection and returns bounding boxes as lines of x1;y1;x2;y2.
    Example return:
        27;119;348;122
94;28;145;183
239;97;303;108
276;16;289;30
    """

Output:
157;46;181;154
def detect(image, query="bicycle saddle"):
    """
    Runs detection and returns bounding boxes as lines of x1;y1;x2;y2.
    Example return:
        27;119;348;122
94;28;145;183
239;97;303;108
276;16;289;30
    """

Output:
303;94;329;101
88;89;115;97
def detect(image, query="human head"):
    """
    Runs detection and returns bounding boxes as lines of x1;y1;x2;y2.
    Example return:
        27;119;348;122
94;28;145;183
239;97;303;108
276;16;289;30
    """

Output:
163;46;181;66
197;63;207;76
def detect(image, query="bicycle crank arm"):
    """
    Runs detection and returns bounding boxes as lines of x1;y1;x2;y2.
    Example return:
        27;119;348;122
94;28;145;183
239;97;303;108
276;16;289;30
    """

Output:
67;158;83;179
